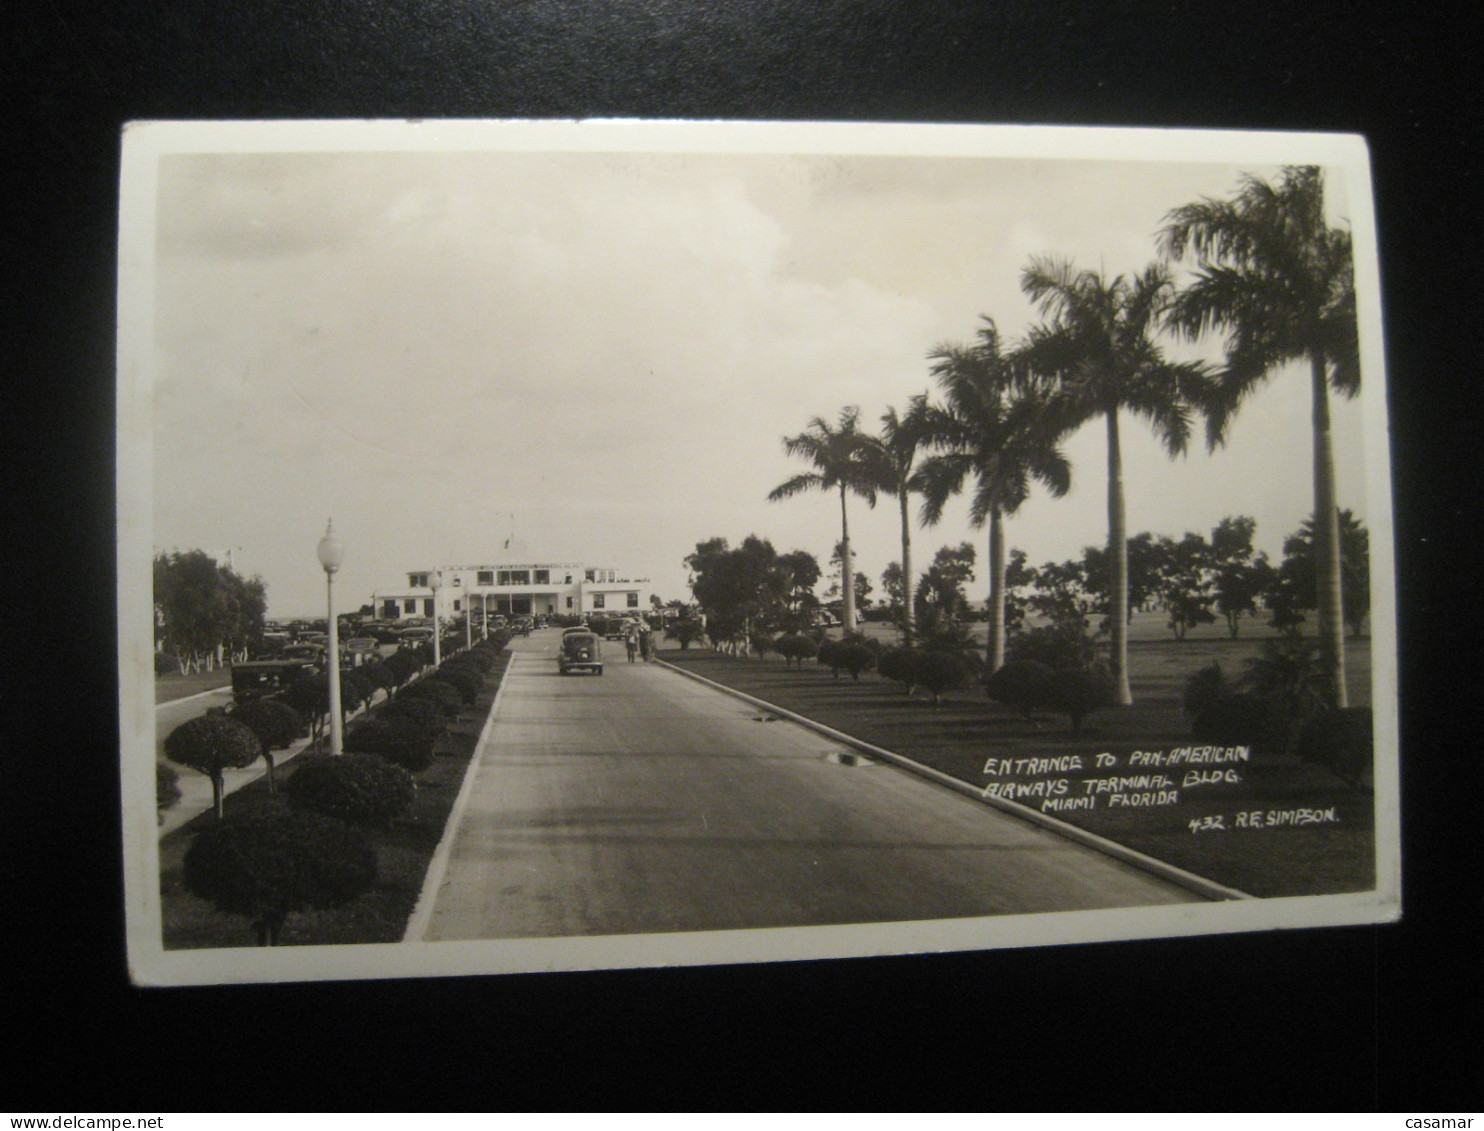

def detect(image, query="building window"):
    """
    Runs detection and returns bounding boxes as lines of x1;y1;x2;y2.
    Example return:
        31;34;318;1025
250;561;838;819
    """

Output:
423;598;435;617
404;599;417;615
497;570;510;586
409;573;429;588
565;596;573;609
565;573;572;584
452;576;461;586
593;594;605;609
627;592;639;608
453;599;462;611
510;570;530;585
584;570;595;582
477;570;494;586
534;569;549;585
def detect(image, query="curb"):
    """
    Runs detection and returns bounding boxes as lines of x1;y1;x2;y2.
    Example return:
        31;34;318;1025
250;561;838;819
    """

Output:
654;657;1254;903
402;652;517;942
155;684;234;710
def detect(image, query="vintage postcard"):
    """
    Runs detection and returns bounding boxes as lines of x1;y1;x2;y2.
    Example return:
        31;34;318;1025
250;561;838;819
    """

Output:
119;119;1397;986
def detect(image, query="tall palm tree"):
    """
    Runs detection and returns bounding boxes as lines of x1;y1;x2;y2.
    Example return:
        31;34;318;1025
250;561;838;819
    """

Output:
1160;166;1360;708
916;318;1072;672
865;397;934;646
767;406;887;634
1019;258;1211;705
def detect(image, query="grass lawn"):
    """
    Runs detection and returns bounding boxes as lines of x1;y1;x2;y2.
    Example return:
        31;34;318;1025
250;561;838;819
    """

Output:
155;667;232;704
657;615;1375;899
159;651;511;949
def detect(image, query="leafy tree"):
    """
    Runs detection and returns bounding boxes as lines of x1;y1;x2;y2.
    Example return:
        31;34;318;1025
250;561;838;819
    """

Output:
686;535;820;644
768;406;890;633
918;319;1071;671
985;660;1056;719
1153;532;1218;640
228;699;307;793
1162;166;1360;707
1208;516;1276;638
665;616;708;651
1019;258;1211;704
163;712;263;821
825;540;874;611
774;633;819;669
183;808;377;945
908;651;969;704
153;550;268;665
915;542;977;630
1273;510;1371;638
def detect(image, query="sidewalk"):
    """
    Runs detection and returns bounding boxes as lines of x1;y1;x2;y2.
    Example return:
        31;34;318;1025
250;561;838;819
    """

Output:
157;689;386;836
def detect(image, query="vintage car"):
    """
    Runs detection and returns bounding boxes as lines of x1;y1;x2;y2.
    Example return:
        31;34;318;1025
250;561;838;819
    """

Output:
558;631;603;675
230;658;314;703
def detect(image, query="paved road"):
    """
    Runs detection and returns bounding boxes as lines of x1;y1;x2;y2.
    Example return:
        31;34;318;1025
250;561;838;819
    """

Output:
420;632;1199;940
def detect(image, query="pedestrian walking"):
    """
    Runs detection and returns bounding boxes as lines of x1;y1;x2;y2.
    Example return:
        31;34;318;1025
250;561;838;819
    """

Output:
640;625;654;662
625;625;638;663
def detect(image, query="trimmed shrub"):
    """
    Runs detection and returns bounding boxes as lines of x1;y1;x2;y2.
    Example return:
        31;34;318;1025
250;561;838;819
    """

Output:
229;697;308;793
985;660;1056;719
383;650;421;687
749;632;776;661
182;807;377;945
1006;622;1100;671
835;642;877;681
1295;707;1372;788
908;650;968;705
380;696;448;735
816;638;843;677
1191;694;1283;756
164;712;263;821
344;717;438;773
358;658;395;694
877;647;914;691
429;667;480;705
1182;662;1229;717
1047;666;1115;735
156;762;181;821
339;668;374;712
773;633;818;669
285;752;415;827
397;678;463;717
154;650;179;676
230;699;307;751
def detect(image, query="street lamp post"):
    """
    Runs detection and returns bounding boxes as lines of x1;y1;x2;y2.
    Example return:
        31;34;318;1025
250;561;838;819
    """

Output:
429;569;442;667
316;520;345;756
465;587;473;651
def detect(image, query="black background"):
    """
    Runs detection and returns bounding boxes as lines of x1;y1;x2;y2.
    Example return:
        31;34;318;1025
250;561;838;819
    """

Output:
8;0;1478;1112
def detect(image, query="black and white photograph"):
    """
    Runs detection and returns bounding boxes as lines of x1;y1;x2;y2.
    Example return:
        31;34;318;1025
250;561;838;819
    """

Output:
118;119;1396;988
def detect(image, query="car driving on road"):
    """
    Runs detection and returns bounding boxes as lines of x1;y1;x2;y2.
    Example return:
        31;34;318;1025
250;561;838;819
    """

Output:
558;630;603;676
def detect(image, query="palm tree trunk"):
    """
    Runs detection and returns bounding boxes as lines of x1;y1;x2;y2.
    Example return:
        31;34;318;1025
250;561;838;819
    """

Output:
987;505;1007;673
839;484;856;634
1107;410;1133;705
1311;352;1348;708
898;488;914;647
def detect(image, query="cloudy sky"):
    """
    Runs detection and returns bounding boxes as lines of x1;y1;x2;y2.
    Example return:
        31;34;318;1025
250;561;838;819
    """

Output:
148;134;1370;618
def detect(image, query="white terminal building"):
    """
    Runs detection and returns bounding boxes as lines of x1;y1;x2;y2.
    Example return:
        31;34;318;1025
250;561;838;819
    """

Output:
372;558;653;621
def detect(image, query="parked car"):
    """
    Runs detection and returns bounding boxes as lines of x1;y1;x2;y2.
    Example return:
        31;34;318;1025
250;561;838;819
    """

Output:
280;643;328;666
230;658;315;703
558;631;603;675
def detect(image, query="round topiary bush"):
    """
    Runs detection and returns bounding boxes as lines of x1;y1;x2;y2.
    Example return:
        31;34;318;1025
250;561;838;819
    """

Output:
835;642;877;681
816;638;843;676
285;752;415;827
343;716;438;773
380;695;448;735
985;660;1057;719
397;678;463;717
230;699;308;751
428;667;480;705
154;650;179;676
164;712;263;820
156;762;181;821
1191;694;1282;757
877;647;914;691
908;650;968;704
383;650;420;687
1295;706;1372;788
774;633;818;669
1048;666;1115;734
182;806;378;945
